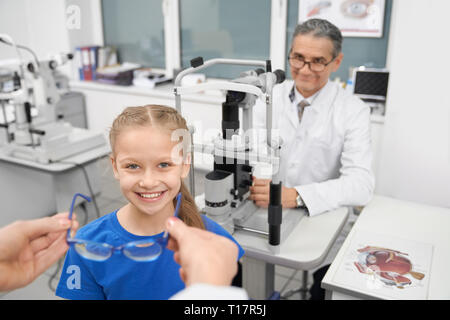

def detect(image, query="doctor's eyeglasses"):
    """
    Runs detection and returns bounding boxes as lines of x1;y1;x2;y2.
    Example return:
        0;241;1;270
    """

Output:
288;54;336;72
66;192;182;262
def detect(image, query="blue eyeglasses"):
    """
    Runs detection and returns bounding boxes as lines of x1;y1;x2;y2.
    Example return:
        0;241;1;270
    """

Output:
66;192;182;262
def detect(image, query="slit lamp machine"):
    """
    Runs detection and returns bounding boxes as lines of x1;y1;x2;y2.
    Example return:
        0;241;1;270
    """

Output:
174;57;305;253
0;34;106;164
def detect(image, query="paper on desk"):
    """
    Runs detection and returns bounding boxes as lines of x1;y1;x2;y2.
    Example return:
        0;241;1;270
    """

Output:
332;229;433;299
96;62;141;75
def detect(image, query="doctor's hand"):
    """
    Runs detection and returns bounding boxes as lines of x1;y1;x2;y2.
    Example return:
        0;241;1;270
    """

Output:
0;213;78;291
249;177;298;208
166;217;238;287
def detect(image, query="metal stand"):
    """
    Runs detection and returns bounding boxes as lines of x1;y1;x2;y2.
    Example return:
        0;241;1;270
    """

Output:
281;270;309;300
242;256;275;300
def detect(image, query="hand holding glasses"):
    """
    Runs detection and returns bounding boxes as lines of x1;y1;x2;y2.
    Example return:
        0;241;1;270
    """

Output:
66;192;182;262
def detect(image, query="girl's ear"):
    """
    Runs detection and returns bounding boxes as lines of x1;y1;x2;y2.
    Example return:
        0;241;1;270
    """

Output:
110;155;120;180
180;153;191;179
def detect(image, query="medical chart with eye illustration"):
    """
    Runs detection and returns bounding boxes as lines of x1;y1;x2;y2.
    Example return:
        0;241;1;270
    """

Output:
299;0;386;37
332;230;433;299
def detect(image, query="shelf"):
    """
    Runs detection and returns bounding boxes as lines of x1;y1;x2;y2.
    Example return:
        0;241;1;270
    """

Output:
69;80;385;124
69;80;225;105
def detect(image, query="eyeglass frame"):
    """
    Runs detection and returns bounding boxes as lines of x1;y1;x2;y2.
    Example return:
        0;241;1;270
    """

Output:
65;192;182;262
287;53;336;72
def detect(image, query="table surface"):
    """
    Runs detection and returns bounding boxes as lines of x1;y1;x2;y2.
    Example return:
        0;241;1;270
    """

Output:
232;206;349;270
0;144;111;172
322;195;450;299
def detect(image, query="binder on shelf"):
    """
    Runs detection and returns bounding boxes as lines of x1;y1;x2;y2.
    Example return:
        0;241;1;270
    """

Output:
75;45;118;81
89;46;99;80
105;46;118;67
74;47;83;80
81;47;92;81
97;47;105;71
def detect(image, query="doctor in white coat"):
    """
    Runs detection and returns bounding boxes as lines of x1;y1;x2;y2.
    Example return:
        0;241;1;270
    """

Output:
249;18;375;299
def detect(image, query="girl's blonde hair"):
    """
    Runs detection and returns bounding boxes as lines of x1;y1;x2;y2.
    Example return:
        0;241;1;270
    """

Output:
109;104;205;230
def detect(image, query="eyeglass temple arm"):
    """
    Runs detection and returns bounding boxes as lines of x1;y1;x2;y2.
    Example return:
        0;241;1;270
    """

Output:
162;192;182;239
174;192;182;218
67;193;92;239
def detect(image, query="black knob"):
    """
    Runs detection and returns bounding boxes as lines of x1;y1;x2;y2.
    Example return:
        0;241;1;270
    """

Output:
240;180;252;187
274;69;286;84
254;68;265;75
49;60;58;70
24;102;32;123
27;63;35;73
190;57;204;68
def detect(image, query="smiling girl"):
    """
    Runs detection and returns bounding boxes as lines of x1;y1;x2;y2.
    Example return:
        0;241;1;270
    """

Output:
56;105;244;300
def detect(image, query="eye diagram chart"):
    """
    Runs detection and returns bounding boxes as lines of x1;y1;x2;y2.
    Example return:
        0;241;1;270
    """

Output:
332;230;433;299
299;0;386;37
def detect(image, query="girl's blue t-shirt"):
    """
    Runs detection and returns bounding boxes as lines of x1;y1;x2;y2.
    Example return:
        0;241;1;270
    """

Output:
55;211;245;300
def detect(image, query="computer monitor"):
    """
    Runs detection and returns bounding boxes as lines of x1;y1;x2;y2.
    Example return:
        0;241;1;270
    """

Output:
352;68;389;101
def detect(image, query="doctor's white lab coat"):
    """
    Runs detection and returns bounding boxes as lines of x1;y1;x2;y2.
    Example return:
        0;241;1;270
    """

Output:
253;80;375;217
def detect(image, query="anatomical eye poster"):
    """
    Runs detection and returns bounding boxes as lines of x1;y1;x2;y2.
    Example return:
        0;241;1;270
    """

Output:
332;229;433;299
299;0;385;37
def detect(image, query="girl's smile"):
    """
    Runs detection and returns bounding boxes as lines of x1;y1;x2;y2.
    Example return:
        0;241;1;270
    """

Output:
135;190;167;202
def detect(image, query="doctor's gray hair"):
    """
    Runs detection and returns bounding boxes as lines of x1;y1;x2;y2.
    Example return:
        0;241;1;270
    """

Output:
292;18;342;58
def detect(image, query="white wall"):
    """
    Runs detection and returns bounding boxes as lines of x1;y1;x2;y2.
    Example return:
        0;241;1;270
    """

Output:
0;0;69;65
0;0;31;59
0;0;72;75
0;0;102;77
377;0;450;207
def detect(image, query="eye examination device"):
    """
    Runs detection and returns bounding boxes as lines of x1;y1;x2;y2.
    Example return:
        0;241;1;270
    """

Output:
174;57;305;252
0;34;106;164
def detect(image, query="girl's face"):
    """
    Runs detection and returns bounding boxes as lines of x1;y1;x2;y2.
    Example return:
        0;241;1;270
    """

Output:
111;125;190;218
